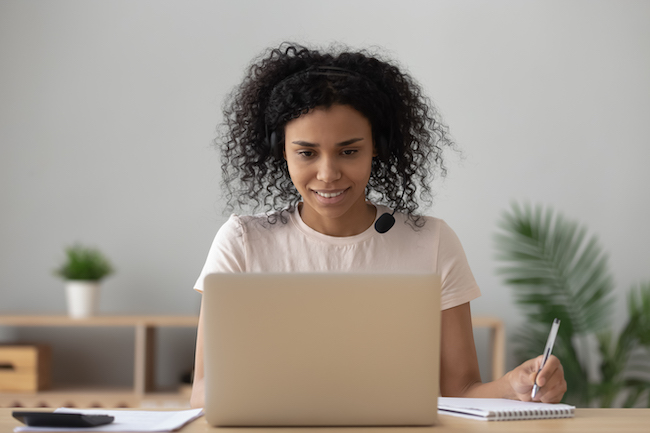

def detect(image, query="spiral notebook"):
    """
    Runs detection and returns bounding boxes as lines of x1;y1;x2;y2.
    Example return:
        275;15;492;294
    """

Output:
438;397;575;421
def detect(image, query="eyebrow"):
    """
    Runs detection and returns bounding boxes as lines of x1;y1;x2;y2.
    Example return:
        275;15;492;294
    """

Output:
290;138;364;148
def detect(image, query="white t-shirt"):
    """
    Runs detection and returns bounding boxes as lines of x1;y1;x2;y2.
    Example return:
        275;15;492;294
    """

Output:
194;204;481;310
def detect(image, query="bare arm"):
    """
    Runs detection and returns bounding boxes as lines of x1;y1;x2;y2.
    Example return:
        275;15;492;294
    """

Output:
190;296;205;408
439;302;483;396
440;302;566;402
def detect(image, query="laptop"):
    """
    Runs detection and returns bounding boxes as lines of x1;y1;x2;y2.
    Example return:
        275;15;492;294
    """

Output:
202;272;441;427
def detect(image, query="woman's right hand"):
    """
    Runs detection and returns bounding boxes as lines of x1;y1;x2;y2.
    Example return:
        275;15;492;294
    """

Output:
507;354;566;403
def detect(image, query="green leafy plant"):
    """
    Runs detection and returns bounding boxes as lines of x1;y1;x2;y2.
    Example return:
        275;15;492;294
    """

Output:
54;244;114;281
494;202;650;407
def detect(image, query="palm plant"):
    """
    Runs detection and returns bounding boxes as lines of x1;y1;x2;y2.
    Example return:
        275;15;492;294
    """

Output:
494;202;650;407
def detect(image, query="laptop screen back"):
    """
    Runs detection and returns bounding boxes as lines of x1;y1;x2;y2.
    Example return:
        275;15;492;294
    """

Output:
202;272;441;427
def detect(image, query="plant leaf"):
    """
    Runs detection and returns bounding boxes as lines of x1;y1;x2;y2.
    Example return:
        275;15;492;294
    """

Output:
495;203;614;335
494;202;617;406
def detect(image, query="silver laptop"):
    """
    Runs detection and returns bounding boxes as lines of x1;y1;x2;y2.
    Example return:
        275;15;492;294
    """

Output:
202;272;441;427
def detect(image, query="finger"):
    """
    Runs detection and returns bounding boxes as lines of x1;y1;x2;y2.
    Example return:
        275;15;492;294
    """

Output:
538;378;568;403
534;360;566;402
535;355;561;387
530;355;545;373
529;355;546;385
529;370;538;387
522;356;543;387
531;382;548;402
510;356;551;402
540;389;565;403
522;362;540;391
519;392;534;402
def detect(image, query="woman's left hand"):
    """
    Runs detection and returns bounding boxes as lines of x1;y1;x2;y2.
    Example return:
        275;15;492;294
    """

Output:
507;354;567;403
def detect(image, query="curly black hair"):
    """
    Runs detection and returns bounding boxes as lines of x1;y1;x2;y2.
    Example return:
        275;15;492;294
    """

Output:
218;42;455;227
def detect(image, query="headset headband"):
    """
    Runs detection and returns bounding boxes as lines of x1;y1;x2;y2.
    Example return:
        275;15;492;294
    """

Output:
265;65;391;161
267;66;362;105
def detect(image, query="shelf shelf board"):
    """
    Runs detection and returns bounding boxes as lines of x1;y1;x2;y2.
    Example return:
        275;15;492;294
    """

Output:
0;315;197;328
0;387;191;408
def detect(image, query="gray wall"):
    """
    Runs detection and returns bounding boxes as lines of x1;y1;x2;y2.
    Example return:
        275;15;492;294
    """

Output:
2;0;649;389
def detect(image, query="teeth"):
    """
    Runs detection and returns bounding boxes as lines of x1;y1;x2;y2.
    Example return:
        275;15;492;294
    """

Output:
316;191;344;198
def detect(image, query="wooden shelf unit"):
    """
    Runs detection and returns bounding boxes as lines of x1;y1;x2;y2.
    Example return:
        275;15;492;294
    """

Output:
0;315;505;408
0;315;198;408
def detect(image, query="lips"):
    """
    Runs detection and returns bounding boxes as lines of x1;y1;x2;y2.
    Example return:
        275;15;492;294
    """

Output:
315;190;345;198
311;188;348;204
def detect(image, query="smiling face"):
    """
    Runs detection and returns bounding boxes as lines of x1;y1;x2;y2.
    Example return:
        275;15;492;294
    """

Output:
283;104;377;237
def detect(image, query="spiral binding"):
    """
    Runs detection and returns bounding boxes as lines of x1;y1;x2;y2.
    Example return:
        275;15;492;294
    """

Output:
493;407;574;421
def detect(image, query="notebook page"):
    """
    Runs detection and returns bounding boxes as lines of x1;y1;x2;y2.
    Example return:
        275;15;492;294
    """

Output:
438;397;575;421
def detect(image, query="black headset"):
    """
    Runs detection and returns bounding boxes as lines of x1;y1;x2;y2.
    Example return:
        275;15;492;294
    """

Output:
264;66;400;233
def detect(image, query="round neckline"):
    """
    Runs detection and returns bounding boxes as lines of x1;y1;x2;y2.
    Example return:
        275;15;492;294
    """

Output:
290;202;387;244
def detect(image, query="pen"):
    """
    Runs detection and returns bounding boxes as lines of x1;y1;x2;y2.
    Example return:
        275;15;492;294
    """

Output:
531;318;561;399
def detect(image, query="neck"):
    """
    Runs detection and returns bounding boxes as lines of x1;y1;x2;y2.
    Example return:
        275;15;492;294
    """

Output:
299;202;377;237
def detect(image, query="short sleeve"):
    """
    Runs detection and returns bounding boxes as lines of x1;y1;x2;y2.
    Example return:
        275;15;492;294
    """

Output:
193;215;246;292
436;220;482;310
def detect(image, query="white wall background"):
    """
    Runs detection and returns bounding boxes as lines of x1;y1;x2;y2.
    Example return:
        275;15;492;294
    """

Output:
1;0;649;390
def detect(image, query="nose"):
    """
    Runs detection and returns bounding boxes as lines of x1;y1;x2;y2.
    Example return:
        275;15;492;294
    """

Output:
315;156;341;184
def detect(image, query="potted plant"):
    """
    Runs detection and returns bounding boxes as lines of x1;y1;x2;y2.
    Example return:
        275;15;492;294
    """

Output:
494;202;650;407
54;244;114;319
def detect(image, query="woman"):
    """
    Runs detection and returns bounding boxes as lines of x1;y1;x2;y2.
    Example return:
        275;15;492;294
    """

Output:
190;43;566;408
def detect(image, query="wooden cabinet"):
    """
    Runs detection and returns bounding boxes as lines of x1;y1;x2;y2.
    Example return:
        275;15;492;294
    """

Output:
0;315;197;408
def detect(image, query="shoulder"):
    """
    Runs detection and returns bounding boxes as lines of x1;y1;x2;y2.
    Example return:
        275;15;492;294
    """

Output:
387;207;445;236
201;208;296;276
219;208;296;238
386;209;468;255
386;209;481;308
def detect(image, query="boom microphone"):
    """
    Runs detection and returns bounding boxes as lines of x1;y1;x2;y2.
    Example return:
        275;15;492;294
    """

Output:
374;211;396;234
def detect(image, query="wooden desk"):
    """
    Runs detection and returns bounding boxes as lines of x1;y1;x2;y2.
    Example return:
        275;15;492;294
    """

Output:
1;409;649;432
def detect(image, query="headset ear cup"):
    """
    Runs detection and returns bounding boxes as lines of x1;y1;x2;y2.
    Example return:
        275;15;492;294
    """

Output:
269;131;280;158
377;135;390;161
265;130;280;158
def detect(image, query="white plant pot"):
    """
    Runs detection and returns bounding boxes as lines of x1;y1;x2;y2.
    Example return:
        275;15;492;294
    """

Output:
65;281;101;319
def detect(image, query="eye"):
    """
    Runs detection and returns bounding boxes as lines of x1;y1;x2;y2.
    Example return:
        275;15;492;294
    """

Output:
298;150;314;158
342;149;358;156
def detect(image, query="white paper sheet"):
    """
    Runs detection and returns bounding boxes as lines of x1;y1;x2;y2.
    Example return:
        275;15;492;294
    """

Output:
14;408;204;432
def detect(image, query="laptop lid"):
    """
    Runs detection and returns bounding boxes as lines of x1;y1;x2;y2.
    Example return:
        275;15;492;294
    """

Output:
202;273;441;427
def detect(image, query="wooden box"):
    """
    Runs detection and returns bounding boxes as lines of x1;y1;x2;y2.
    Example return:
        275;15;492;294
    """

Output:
0;345;51;392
